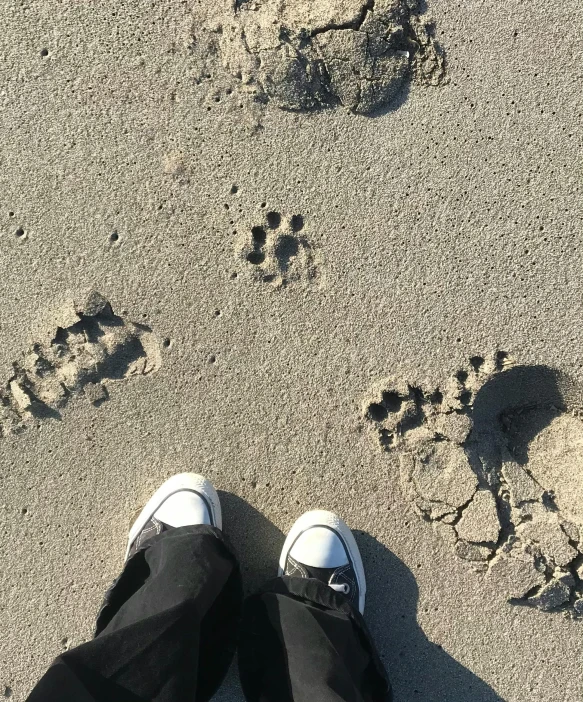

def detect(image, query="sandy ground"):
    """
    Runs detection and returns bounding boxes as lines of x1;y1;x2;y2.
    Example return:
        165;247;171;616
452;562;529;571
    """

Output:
1;0;582;700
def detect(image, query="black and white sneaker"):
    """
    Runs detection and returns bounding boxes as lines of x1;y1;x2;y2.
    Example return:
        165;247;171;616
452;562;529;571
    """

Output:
125;473;222;560
278;510;366;614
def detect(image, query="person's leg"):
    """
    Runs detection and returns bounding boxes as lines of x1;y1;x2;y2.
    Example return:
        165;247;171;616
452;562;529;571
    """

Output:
27;474;243;702
239;511;391;702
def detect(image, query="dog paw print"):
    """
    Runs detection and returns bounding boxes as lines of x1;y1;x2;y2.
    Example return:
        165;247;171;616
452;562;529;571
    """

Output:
363;352;510;452
236;211;319;287
363;351;583;616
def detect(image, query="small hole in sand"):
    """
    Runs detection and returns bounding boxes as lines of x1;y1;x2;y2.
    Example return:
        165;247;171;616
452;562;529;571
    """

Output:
460;391;472;405
4;687;12;698
230;184;238;194
266;211;281;228
382;392;402;413
291;214;304;232
162;338;172;348
208;355;216;364
21;507;28;515
40;48;49;57
260;202;267;208
15;227;25;238
380;430;394;446
8;211;14;217
110;232;119;243
213;310;221;317
368;403;388;422
247;251;265;265
230;272;238;279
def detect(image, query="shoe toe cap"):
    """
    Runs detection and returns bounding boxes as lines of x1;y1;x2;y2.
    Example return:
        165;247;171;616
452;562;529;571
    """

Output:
154;491;212;528
289;526;349;569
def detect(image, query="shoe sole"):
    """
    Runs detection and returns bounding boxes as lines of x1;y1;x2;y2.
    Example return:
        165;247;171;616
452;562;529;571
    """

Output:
278;509;367;614
125;473;222;560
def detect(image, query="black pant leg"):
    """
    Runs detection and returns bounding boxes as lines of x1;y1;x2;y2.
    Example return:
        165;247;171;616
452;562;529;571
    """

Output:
239;576;391;702
27;525;243;702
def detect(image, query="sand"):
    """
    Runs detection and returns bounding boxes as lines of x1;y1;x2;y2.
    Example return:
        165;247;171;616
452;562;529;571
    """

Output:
1;0;582;699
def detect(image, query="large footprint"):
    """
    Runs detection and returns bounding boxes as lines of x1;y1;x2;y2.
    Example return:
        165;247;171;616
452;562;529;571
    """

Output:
199;0;446;114
363;352;583;616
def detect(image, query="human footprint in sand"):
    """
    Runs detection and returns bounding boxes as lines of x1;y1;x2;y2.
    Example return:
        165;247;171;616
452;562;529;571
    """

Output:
26;473;391;702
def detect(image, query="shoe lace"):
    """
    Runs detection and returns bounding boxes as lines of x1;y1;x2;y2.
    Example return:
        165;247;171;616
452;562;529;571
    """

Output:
329;582;350;595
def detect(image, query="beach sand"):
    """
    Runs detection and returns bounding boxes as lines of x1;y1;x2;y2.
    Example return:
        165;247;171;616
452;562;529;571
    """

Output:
1;0;582;699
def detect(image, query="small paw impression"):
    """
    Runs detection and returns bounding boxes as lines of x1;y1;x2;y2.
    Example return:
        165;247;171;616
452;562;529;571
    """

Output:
237;211;319;287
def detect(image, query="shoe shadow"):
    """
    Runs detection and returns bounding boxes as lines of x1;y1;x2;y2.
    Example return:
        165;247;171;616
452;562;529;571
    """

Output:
212;497;504;701
213;493;286;702
355;532;505;702
217;491;285;594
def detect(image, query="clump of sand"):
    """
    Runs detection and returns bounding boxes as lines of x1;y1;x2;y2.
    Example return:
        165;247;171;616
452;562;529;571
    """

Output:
198;0;446;113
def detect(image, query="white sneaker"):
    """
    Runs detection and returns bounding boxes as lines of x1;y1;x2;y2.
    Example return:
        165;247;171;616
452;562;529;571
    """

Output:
125;473;222;560
278;510;366;614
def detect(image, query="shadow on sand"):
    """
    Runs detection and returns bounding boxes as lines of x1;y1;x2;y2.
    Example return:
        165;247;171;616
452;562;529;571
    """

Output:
356;531;504;701
213;494;504;701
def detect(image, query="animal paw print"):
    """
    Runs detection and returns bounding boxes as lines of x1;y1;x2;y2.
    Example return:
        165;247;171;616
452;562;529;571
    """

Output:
237;210;319;287
363;351;583;616
363;352;511;451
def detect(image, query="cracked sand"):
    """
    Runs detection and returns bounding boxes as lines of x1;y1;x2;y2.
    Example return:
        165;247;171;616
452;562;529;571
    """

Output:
364;355;583;615
203;0;446;113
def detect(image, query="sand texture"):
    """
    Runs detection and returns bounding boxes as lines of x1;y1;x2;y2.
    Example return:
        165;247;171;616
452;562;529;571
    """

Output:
1;0;582;700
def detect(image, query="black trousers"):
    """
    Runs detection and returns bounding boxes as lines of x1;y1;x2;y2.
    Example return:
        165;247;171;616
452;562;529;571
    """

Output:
26;525;391;702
